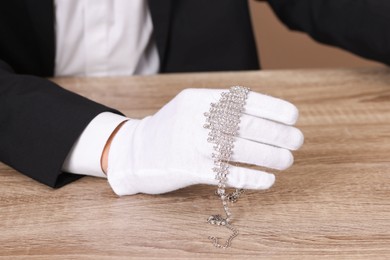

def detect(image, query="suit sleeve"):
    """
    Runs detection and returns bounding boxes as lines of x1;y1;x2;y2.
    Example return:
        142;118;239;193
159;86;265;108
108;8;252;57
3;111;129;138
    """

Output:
267;0;390;66
0;59;123;188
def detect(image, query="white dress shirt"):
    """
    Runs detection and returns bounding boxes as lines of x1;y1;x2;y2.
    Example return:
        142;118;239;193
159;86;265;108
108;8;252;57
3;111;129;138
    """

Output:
54;0;159;77
57;0;159;178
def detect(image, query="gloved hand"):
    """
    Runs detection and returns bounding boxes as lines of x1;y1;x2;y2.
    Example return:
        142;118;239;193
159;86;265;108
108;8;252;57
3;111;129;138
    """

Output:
107;88;304;195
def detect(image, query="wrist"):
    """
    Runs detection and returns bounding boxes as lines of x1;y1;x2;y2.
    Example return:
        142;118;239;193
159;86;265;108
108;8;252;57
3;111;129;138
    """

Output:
101;120;128;174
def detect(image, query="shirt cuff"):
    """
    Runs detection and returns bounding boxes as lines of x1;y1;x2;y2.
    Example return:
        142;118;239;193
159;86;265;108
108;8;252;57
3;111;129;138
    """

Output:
62;112;129;178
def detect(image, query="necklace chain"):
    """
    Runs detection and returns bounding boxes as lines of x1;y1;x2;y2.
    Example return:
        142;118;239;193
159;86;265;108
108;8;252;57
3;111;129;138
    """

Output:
204;86;249;248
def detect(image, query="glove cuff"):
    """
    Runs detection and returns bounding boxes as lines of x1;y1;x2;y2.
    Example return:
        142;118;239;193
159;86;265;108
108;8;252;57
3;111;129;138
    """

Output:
107;119;141;196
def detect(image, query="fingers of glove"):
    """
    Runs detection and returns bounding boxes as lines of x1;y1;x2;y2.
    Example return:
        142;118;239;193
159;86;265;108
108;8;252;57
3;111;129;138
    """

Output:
227;166;275;190
245;91;299;125
239;114;304;150
232;137;294;170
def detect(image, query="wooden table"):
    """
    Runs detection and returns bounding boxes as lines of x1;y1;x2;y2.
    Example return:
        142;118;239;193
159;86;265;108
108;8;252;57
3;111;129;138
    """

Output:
1;68;390;259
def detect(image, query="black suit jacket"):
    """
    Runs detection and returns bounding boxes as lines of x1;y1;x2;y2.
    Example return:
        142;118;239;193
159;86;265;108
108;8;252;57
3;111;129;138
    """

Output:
1;0;390;188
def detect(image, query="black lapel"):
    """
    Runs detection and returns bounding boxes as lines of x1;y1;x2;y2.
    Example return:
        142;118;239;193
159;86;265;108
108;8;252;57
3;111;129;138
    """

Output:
23;0;55;76
148;0;173;69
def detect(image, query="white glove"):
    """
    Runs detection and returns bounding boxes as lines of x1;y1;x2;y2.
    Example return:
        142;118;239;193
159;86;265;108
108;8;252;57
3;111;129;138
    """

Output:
107;88;304;196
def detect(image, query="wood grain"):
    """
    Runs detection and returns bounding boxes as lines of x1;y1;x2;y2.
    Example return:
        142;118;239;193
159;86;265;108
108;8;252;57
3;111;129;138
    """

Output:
1;68;390;259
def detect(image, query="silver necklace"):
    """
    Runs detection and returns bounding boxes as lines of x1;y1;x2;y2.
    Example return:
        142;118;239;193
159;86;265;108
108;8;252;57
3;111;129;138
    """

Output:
203;86;249;248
